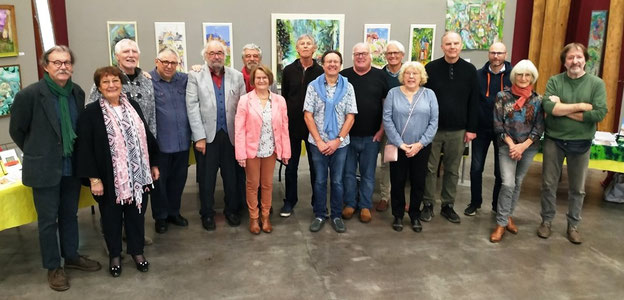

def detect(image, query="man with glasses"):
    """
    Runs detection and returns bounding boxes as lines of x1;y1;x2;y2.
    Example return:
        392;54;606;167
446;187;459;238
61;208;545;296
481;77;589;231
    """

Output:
464;42;511;216
240;43;277;93
149;47;191;234
10;45;101;291
187;40;246;231
340;42;389;223
422;31;479;224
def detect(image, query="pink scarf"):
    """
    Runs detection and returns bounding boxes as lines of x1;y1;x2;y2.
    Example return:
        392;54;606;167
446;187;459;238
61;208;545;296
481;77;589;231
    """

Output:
99;94;153;211
511;84;533;111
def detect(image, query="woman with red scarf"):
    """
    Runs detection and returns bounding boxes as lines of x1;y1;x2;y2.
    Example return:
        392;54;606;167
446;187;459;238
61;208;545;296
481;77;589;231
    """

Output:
490;60;544;243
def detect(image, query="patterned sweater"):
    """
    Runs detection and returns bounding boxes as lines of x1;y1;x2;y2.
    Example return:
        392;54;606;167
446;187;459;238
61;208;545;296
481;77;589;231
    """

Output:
493;89;544;145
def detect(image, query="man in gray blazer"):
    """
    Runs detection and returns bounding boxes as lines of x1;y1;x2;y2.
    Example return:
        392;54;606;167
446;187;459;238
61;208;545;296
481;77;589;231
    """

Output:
9;46;101;291
187;40;247;231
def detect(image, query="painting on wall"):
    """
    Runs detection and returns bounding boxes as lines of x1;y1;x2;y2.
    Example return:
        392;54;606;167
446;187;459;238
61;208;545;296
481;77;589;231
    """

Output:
0;5;18;57
0;64;21;116
154;22;188;72
107;21;137;67
271;13;344;85
202;23;233;68
445;0;505;50
409;24;436;65
364;24;391;69
586;10;608;77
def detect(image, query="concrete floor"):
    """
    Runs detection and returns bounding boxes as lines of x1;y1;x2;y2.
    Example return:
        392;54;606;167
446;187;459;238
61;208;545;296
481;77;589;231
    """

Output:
1;149;624;300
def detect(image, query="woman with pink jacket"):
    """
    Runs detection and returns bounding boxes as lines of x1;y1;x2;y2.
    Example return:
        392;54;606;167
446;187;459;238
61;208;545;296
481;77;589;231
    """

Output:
235;65;291;234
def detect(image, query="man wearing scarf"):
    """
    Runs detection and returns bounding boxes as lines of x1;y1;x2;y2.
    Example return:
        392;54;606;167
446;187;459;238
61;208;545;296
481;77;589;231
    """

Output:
10;46;101;291
240;43;277;93
303;50;358;233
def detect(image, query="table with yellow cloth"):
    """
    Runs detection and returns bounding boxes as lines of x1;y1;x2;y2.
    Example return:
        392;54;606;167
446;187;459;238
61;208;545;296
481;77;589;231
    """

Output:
534;142;624;173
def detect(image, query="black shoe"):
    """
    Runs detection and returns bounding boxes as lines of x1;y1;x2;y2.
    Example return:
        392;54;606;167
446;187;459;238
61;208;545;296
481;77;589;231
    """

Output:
202;216;216;231
464;204;479;216
392;217;403;232
441;205;461;223
167;215;189;227
132;255;149;272
420;204;434;222
109;257;121;277
411;218;422;232
225;213;241;227
155;219;168;234
280;203;293;218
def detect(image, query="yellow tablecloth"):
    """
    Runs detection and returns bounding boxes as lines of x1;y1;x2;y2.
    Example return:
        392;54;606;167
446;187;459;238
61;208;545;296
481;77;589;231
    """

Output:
0;182;97;231
533;153;624;173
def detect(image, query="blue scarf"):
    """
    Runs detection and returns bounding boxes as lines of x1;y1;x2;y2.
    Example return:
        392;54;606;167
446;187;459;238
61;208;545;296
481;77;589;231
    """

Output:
311;74;349;139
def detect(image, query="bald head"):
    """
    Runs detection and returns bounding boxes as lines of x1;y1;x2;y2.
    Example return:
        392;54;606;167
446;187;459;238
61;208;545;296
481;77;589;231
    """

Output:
488;42;507;72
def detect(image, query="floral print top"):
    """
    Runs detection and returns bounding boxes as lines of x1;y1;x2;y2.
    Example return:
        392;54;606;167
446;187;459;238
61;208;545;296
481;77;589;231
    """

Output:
256;101;275;158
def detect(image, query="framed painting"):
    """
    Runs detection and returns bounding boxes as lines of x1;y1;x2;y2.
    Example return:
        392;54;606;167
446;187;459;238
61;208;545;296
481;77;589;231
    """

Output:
202;23;233;68
445;0;505;50
364;24;391;69
409;24;436;65
107;21;137;67
271;13;344;86
0;5;18;57
0;64;21;117
154;22;188;72
586;10;608;76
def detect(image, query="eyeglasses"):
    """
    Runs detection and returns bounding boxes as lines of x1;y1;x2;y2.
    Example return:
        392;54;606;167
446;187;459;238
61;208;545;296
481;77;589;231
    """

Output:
489;51;506;56
49;60;72;68
208;51;225;57
158;59;179;66
244;54;260;59
353;52;369;58
385;51;402;56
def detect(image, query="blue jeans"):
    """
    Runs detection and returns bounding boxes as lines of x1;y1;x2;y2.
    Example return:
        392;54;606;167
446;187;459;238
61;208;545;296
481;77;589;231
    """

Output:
470;130;501;209
343;136;379;210
309;144;348;219
496;144;538;226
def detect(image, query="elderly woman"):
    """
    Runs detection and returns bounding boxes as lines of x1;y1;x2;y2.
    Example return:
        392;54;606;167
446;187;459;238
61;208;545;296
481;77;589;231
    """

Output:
490;59;544;243
383;61;438;232
235;65;290;234
75;66;159;277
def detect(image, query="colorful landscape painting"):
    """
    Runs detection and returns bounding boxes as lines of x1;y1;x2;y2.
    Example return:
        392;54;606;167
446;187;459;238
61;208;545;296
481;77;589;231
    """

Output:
107;21;137;66
364;24;390;69
0;64;21;116
445;0;505;50
154;22;188;72
202;23;233;68
409;25;436;65
271;14;344;86
586;10;608;76
0;5;18;57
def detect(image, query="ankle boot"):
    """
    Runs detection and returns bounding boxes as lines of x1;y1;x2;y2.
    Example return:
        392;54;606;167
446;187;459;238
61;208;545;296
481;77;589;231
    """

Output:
261;215;272;233
490;225;505;243
506;217;518;234
249;218;260;234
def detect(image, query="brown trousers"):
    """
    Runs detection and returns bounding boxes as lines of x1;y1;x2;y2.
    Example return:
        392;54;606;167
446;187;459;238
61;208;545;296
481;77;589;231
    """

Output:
244;153;277;219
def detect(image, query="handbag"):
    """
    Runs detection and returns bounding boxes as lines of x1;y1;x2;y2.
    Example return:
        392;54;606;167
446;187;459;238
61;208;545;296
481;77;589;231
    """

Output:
383;89;424;163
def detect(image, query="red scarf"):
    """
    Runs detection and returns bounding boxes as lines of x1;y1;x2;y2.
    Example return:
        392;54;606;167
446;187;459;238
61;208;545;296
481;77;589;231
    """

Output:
241;67;253;92
511;84;533;111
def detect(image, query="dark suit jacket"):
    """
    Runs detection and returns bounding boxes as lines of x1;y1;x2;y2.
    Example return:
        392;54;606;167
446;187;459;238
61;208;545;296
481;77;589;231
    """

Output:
9;79;85;188
74;99;158;204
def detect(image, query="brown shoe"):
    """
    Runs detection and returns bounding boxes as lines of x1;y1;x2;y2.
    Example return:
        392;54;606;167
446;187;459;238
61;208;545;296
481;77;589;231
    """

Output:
506;217;518;234
359;208;372;223
48;268;69;291
537;221;552;239
375;200;389;212
249;218;260;235
65;255;102;272
567;225;582;244
490;225;505;243
342;206;355;219
261;215;272;233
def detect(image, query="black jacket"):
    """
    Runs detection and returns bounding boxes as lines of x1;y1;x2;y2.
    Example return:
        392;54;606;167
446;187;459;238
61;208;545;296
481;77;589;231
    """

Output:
281;59;324;140
477;61;512;132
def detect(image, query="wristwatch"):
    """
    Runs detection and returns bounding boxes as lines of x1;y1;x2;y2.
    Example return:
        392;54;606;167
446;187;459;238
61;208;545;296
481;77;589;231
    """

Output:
338;135;344;142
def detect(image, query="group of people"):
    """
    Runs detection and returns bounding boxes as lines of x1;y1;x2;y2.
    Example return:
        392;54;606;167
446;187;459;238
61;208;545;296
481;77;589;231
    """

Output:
8;29;607;291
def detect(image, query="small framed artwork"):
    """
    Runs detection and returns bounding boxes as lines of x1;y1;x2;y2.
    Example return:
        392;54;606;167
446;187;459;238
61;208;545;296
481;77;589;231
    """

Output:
409;24;436;65
202;23;233;68
107;21;137;66
0;5;18;57
154;22;188;72
364;24;391;69
0;64;21;117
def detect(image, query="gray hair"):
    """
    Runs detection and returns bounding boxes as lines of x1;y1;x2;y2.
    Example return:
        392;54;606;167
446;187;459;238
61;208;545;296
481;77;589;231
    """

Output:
398;61;428;86
241;43;262;58
40;45;74;67
114;39;140;55
296;34;316;46
510;59;539;85
352;42;372;60
201;40;227;58
157;47;179;60
384;40;405;54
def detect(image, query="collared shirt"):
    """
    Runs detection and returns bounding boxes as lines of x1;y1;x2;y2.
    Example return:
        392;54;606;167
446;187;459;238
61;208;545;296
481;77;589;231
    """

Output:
211;68;223;89
303;81;358;148
209;69;228;133
256;100;275;158
489;64;506;74
149;68;190;153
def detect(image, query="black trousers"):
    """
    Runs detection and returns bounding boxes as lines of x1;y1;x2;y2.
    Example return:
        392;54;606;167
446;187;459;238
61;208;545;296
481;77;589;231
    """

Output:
390;144;432;219
151;150;189;220
195;130;240;218
99;193;147;258
284;137;316;208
